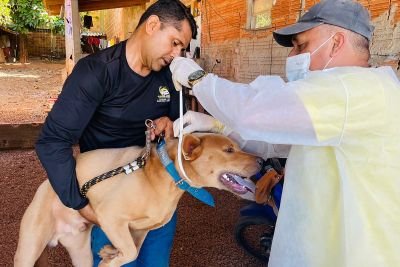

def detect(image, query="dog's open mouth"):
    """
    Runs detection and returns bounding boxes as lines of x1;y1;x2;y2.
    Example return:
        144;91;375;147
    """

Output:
219;173;256;195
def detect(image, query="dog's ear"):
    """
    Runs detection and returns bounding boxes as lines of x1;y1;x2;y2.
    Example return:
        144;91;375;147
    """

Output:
182;134;202;161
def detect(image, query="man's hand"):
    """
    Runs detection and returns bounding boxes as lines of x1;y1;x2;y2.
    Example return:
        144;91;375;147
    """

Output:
173;111;225;137
79;204;99;225
150;116;173;140
169;57;203;91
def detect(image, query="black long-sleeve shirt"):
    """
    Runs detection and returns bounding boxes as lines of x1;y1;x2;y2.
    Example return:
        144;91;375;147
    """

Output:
36;41;181;209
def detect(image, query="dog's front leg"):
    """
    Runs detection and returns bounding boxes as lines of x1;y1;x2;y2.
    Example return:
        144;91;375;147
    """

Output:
98;221;139;267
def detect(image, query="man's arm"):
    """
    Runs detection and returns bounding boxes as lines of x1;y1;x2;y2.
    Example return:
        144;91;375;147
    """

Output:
79;204;99;225
225;130;291;159
170;57;346;147
36;58;107;210
173;110;291;159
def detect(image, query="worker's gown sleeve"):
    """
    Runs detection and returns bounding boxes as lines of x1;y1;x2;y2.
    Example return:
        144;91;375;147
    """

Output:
223;128;291;159
193;74;345;146
193;67;400;267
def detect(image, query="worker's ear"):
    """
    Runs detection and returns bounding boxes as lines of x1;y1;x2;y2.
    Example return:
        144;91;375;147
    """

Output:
145;15;161;35
182;134;202;161
330;32;345;58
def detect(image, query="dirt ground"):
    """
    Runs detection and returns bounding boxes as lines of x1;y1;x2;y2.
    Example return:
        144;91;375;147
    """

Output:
0;60;64;124
0;60;263;266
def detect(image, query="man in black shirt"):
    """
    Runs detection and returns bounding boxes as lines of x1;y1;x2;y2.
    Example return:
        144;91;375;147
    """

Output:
36;0;196;266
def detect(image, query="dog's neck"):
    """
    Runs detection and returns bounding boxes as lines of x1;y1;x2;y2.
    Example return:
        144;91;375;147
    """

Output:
143;139;203;196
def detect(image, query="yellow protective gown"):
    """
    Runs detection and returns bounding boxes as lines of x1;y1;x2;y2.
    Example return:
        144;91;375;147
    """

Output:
193;67;400;267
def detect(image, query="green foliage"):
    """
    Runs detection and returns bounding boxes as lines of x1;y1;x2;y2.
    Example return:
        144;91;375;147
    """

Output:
8;0;46;33
49;16;64;35
7;0;64;34
0;0;11;26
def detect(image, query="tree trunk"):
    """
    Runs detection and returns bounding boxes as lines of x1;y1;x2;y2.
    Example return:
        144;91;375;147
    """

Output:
0;49;5;63
19;34;28;63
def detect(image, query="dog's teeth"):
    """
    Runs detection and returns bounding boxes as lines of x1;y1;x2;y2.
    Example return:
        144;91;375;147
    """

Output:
223;174;228;179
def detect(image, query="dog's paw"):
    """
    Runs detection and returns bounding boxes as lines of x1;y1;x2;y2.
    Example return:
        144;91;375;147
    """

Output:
98;244;119;263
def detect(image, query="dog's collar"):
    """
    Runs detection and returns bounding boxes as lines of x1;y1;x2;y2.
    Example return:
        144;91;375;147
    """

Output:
156;138;215;207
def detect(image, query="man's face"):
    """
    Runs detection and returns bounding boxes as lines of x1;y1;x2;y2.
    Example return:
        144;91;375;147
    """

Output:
146;19;192;71
288;26;335;71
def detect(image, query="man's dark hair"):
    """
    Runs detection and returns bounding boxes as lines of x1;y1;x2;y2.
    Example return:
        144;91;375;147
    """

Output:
137;0;197;39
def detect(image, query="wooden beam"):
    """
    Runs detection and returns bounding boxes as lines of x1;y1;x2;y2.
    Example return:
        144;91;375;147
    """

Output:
82;0;143;2
43;0;148;15
78;0;147;12
43;0;63;15
46;5;61;16
44;0;63;4
0;123;43;150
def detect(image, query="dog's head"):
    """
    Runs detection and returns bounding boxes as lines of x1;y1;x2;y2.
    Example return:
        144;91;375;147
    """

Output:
171;133;261;200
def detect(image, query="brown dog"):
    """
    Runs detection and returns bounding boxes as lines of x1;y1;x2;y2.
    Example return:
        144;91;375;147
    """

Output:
14;134;260;267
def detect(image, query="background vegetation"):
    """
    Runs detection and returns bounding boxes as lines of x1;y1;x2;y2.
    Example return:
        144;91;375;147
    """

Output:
1;0;64;34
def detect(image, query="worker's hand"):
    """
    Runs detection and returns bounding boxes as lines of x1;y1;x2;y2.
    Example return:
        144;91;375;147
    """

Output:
170;57;203;91
78;204;99;225
255;168;283;205
173;111;225;137
151;116;174;140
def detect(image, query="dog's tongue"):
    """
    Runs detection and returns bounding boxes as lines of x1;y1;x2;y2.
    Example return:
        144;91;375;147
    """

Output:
220;173;256;201
232;175;256;194
231;175;256;201
239;190;255;201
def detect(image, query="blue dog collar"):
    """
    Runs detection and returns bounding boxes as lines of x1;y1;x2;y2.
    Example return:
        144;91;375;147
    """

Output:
156;139;215;207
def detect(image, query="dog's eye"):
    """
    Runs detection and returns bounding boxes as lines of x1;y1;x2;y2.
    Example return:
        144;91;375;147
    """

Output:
224;147;235;153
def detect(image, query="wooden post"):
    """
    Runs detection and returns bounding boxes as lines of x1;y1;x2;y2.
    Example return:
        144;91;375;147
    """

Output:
0;123;43;150
0;48;5;63
64;0;81;75
19;34;28;63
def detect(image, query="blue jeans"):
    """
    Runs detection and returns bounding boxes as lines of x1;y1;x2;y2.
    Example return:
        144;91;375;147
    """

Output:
91;212;177;267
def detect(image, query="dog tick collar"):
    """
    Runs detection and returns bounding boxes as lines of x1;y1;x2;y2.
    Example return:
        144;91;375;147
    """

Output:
156;138;215;207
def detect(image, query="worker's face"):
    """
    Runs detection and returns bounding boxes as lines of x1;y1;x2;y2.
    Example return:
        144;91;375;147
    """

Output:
288;26;336;71
145;16;192;71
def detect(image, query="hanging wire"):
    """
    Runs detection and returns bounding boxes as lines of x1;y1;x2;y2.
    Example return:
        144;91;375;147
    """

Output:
269;35;274;75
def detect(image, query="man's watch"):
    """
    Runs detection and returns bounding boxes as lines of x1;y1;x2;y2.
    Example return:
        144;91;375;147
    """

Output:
188;69;207;87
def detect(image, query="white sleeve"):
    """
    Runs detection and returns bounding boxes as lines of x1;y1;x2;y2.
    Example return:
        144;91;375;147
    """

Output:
193;73;344;146
222;127;290;159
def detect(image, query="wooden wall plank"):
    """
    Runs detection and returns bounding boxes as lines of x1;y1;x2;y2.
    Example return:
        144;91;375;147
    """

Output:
0;124;43;150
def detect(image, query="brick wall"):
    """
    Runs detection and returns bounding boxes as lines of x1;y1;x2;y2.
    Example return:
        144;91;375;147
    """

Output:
95;0;194;42
87;5;146;44
80;0;400;82
369;3;400;71
201;0;400;82
95;8;125;41
27;31;65;58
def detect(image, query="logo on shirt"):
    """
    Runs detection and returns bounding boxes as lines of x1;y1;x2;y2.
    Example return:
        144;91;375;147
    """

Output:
157;86;170;103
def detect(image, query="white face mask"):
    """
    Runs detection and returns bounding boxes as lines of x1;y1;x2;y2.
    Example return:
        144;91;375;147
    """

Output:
286;34;335;82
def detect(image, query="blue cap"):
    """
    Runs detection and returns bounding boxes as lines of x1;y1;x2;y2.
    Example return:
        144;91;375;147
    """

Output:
273;0;374;47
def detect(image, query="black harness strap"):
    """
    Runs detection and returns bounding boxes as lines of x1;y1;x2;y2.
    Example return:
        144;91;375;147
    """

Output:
79;119;155;198
80;157;146;198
